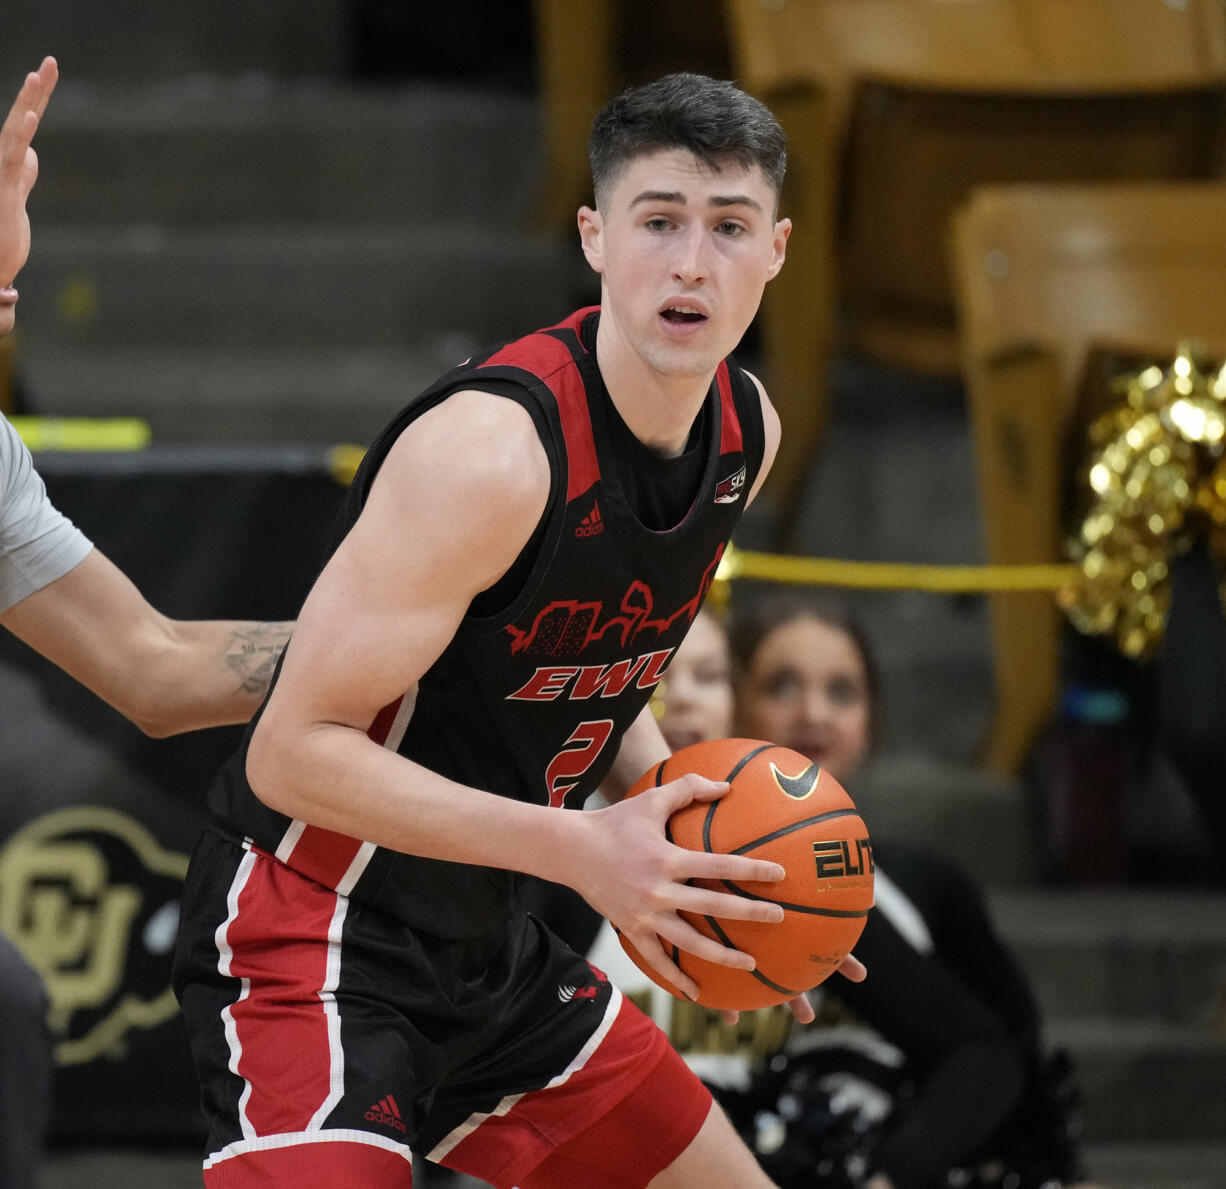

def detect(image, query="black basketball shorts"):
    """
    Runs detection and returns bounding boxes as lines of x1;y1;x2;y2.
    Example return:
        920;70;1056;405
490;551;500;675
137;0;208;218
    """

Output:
173;828;711;1188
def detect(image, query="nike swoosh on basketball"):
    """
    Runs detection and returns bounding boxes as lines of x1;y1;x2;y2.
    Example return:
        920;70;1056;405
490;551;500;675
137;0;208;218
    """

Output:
770;761;820;800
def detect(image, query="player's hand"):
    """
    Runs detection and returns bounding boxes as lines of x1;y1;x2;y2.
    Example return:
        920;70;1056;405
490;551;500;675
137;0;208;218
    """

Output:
718;954;865;1025
0;57;57;300
568;772;787;1002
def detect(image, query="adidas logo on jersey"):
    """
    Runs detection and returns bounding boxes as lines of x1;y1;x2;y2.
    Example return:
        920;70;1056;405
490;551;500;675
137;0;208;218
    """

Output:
574;502;604;538
365;1094;407;1133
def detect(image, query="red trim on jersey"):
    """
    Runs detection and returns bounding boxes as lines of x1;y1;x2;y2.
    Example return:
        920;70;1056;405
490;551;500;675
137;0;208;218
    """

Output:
716;361;744;455
280;829;366;890
479;307;601;503
204;1140;411;1189
224;856;339;1136
438;996;711;1187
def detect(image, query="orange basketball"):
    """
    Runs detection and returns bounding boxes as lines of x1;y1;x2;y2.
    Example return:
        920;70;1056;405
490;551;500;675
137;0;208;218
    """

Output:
618;737;874;1011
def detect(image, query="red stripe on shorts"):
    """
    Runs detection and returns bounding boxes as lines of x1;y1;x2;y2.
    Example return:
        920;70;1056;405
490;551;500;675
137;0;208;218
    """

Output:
224;854;341;1136
438;992;705;1187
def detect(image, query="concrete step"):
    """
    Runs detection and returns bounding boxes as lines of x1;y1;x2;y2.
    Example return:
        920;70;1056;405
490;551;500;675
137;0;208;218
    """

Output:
17;224;581;352
29;80;546;227
2;0;347;82
854;753;1039;885
1049;1017;1226;1144
16;344;467;444
1083;1143;1226;1189
988;888;1226;1024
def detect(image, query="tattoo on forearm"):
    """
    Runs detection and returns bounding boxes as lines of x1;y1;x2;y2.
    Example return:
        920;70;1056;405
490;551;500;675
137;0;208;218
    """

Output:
225;622;293;696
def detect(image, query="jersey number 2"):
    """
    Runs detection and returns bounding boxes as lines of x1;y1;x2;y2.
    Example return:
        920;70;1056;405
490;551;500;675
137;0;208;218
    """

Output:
546;719;614;808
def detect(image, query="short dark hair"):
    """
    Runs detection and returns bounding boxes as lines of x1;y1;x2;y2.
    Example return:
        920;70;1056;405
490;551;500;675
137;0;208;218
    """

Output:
589;72;787;208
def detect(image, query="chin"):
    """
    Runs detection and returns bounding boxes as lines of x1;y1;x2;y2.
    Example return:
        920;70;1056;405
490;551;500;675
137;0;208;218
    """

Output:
644;348;722;380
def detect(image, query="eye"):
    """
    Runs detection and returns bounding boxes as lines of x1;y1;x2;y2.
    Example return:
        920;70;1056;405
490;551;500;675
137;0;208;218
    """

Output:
644;216;674;232
715;219;747;237
827;675;864;707
764;671;802;701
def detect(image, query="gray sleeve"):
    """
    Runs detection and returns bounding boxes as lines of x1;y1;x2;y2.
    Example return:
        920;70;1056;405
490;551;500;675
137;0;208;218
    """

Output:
0;414;93;614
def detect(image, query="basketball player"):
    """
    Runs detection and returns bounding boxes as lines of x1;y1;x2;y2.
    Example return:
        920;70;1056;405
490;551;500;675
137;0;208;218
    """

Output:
175;73;864;1188
0;57;292;1189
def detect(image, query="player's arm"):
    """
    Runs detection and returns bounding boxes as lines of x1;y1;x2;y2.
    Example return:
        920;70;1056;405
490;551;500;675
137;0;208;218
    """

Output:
246;392;789;999
0;548;292;736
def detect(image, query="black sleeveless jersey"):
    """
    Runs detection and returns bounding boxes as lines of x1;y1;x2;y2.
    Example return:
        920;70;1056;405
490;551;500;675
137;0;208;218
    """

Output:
207;307;766;939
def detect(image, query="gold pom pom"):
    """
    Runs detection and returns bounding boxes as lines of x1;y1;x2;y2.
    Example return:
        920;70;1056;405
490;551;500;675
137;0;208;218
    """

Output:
1064;345;1226;658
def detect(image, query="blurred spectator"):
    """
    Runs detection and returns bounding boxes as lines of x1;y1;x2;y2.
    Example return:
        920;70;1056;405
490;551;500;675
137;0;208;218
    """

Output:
574;597;1103;1189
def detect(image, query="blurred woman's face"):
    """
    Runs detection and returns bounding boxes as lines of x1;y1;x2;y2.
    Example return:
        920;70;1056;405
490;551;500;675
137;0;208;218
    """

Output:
736;615;871;785
657;612;735;751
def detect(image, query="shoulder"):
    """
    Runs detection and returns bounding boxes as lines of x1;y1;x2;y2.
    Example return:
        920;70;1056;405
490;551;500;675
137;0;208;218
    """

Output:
362;389;552;578
738;369;780;504
384;388;550;493
0;412;34;495
740;368;780;438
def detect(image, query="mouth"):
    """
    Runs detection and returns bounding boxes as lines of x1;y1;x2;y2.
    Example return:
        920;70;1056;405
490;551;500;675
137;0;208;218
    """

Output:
658;301;709;328
0;287;17;306
662;726;706;751
791;743;829;766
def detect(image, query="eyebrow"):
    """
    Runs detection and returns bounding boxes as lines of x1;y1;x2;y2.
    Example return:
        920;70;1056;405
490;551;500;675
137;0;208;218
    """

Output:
629;189;764;213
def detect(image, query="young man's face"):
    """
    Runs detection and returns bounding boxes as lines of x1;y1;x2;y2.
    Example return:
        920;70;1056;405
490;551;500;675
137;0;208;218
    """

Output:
579;148;789;381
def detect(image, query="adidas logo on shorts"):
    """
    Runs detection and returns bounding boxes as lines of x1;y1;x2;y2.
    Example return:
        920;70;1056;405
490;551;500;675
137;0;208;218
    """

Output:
365;1094;407;1133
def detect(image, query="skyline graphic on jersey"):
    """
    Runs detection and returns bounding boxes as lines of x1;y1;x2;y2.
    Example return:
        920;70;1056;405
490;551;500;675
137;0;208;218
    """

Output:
506;545;724;656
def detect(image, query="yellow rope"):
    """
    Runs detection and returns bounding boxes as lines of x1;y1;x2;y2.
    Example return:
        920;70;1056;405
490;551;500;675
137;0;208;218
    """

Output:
328;443;367;487
321;451;1081;596
11;417;151;451
718;546;1076;593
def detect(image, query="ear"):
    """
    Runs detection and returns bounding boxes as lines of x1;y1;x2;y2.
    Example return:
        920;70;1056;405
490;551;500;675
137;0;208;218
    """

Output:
578;205;605;275
766;217;791;281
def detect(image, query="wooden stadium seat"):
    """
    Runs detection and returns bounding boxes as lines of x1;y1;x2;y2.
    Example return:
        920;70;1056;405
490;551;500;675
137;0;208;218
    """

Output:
723;0;1226;533
950;180;1226;773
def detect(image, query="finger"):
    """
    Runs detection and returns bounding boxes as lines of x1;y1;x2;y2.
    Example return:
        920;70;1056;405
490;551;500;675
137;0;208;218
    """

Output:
672;883;784;925
836;952;867;983
1;104;39;176
30;58;59;123
787;993;815;1024
631;931;700;1002
720;1009;740;1025
658;772;729;811
2;61;56;153
654;915;757;972
675;849;785;887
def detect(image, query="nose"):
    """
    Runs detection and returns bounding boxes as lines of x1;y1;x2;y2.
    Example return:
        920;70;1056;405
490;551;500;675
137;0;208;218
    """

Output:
799;686;832;727
672;224;708;286
664;673;697;709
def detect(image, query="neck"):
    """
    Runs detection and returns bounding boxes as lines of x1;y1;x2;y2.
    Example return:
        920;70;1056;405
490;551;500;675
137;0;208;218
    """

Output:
593;314;714;459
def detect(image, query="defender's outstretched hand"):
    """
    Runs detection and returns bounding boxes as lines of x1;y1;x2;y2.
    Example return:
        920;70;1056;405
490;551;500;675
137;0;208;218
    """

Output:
1;56;58;331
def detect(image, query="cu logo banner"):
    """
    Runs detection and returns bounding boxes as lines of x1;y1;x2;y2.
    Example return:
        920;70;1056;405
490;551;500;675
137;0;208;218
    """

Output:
0;807;188;1066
